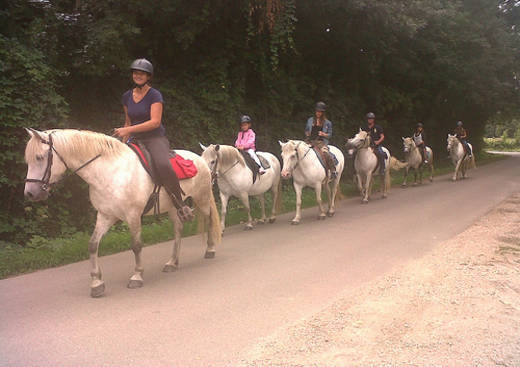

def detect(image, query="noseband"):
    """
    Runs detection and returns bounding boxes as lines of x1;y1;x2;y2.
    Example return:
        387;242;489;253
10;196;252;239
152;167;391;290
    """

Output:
25;132;101;191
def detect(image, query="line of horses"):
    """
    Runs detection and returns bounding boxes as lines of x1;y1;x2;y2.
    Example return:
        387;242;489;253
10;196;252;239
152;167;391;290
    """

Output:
23;128;476;297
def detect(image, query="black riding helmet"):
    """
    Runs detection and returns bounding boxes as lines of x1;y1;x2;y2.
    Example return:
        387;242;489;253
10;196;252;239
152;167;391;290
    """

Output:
456;121;463;127
130;58;153;75
366;112;375;119
315;102;327;112
417;122;424;128
240;115;252;124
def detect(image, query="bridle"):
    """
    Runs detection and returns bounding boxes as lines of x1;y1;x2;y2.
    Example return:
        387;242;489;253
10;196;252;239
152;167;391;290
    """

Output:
209;149;239;184
25;132;101;191
284;141;311;174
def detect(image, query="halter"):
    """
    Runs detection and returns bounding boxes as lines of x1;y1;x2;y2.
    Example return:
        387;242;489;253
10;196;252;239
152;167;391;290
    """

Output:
25;132;101;191
287;141;312;173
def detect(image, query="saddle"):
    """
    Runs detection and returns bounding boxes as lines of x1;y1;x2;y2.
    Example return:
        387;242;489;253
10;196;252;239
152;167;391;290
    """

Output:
239;151;270;183
312;147;338;175
128;142;198;216
371;147;388;174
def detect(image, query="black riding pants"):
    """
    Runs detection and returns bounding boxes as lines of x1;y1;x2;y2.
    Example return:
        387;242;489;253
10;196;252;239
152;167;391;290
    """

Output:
139;136;183;202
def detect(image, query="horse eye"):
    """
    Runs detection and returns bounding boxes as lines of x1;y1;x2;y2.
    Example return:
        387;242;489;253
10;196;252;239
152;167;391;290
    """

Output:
210;160;215;164
36;154;44;161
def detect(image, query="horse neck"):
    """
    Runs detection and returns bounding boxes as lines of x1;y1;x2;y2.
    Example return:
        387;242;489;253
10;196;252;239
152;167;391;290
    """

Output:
405;143;420;162
217;146;244;172
449;139;463;158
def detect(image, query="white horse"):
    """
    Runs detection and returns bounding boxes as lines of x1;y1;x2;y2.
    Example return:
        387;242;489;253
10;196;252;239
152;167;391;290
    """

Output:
24;129;221;297
279;140;344;224
447;134;476;181
200;144;282;231
346;130;405;203
401;137;434;186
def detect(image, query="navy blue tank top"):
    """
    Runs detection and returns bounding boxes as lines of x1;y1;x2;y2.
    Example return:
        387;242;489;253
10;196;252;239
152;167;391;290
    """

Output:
122;87;165;139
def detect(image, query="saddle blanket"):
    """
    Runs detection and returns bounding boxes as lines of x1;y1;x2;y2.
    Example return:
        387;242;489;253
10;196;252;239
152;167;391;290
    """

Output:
313;148;339;171
129;143;197;180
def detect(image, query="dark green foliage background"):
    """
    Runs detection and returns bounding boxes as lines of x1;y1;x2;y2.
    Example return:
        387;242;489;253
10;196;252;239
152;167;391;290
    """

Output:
1;0;519;246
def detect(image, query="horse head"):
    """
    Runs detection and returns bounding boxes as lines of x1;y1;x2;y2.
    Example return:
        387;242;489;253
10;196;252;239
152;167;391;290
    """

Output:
402;137;415;154
346;129;370;153
200;144;220;174
447;134;458;153
24;128;68;201
279;140;299;179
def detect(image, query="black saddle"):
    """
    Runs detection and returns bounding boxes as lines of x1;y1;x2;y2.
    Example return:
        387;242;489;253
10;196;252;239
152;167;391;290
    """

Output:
239;151;270;183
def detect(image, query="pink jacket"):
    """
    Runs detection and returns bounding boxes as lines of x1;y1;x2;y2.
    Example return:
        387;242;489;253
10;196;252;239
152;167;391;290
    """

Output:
235;129;256;151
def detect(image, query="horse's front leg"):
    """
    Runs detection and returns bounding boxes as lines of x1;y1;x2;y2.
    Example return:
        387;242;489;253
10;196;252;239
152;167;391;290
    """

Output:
453;159;462;181
429;163;434;182
127;214;145;289
269;181;279;223
356;172;364;195
315;182;326;220
219;191;229;234
257;194;266;224
163;210;184;272
402;167;409;187
413;167;418;185
89;212;118;297
363;173;372;203
238;192;253;230
291;183;303;225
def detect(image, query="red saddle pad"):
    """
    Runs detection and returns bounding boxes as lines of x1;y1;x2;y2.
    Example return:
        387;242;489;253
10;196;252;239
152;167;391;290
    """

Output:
130;143;197;180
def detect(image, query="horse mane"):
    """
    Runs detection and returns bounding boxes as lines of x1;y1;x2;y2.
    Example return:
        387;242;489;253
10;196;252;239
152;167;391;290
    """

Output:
282;140;308;155
216;145;246;167
26;129;129;164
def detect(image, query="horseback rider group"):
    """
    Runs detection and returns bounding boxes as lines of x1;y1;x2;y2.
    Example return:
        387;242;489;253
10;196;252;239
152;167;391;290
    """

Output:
114;58;472;220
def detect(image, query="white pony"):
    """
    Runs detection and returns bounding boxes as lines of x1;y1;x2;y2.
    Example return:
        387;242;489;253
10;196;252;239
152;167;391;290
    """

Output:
200;144;282;231
24;129;221;297
447;134;476;181
279;140;344;224
401;137;434;186
346;129;405;203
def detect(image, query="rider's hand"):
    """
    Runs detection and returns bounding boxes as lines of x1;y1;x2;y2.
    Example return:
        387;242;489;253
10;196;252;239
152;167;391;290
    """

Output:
113;127;131;138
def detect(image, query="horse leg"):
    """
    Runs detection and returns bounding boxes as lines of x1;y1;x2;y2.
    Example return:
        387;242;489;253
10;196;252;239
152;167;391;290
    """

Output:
363;173;372;203
402;167;409;187
89;212;117;297
127;214;145;289
356;172;364;195
238;192;253;230
413;168;418;185
327;178;337;217
430;163;434;182
257;194;266;224
291;183;303;225
315;182;326;220
269;181;279;223
163;209;183;272
219;191;229;234
453;160;462;181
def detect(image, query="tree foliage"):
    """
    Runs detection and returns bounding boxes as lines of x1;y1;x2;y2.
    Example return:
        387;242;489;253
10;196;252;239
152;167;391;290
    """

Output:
1;0;518;245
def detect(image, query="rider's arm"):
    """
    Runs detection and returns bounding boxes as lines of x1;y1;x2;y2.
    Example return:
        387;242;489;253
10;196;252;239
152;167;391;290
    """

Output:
305;118;313;136
319;121;332;138
375;132;385;146
242;129;256;150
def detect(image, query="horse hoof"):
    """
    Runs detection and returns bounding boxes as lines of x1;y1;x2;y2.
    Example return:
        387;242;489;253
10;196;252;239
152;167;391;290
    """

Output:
291;220;300;225
127;279;143;289
90;282;105;298
327;211;335;217
382;195;388;199
318;214;327;220
244;225;253;231
268;218;276;224
401;184;407;188
257;219;266;225
362;199;368;204
204;251;216;259
162;264;178;272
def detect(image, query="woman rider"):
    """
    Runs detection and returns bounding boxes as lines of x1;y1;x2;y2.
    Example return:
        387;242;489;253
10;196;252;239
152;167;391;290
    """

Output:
413;122;428;164
454;121;472;158
113;58;194;222
305;101;337;179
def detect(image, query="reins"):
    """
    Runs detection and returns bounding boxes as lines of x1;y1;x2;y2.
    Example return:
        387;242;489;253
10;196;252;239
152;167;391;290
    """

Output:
25;132;101;191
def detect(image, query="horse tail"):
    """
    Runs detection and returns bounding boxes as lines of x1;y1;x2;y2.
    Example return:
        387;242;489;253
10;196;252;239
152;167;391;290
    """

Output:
389;156;407;171
274;179;283;214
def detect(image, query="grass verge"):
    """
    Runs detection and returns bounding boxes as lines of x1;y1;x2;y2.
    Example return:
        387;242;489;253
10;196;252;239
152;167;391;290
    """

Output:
0;151;507;279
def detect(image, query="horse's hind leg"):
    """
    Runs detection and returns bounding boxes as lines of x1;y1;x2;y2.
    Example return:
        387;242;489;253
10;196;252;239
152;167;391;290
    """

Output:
127;214;145;289
163;210;183;272
402;167;409;187
89;212;118;297
257;194;266;224
327;178;338;217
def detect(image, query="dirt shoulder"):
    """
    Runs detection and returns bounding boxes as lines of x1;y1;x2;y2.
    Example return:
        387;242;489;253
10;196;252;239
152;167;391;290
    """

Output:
240;193;520;367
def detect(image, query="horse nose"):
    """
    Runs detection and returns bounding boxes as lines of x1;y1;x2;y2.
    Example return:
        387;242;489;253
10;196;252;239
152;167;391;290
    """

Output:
24;189;35;200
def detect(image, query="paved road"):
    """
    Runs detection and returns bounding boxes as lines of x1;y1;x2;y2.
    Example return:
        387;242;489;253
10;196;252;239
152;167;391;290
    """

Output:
1;155;519;367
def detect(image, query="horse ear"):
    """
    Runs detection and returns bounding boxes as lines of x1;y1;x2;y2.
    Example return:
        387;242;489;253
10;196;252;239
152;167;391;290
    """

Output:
199;142;207;151
215;144;220;152
278;140;284;147
25;128;44;141
359;127;362;132
402;137;405;141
